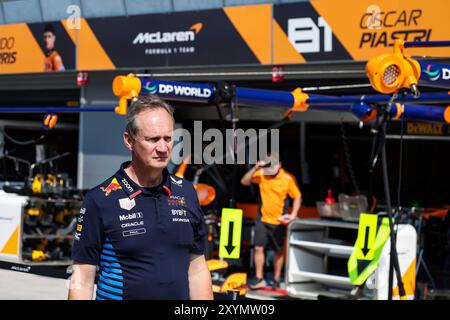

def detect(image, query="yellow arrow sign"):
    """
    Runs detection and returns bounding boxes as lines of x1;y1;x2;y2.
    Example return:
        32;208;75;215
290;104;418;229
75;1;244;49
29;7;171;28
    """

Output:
219;208;243;259
355;213;378;260
348;217;391;285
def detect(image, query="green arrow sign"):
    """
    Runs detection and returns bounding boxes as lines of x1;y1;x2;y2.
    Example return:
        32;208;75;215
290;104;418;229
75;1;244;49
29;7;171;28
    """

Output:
219;208;243;259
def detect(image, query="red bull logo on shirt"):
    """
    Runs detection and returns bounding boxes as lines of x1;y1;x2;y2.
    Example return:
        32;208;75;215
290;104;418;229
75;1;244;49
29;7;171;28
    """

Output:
168;195;186;206
100;177;123;196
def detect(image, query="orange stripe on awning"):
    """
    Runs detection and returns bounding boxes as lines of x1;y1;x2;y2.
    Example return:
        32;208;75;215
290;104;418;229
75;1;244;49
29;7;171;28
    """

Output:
273;20;305;64
224;5;272;64
61;18;115;70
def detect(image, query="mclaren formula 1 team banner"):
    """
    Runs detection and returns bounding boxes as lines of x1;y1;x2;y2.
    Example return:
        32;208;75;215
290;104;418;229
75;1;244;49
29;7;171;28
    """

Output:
0;0;449;74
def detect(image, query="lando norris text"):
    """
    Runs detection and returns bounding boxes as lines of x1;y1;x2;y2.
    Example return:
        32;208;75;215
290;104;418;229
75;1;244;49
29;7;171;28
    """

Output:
174;304;275;318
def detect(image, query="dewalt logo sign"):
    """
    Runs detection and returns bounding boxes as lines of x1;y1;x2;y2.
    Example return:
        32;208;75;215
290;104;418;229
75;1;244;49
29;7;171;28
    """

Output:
407;123;444;136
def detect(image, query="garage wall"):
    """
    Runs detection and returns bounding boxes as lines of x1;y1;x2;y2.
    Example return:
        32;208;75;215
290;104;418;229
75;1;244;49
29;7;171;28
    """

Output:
0;0;308;25
77;72;129;189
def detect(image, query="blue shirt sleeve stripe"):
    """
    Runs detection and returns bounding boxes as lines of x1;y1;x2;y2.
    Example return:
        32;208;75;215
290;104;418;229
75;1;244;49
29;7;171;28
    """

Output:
100;266;122;275
100;254;119;262
98;282;124;295
99;275;123;288
96;288;123;300
100;261;121;268
100;271;123;281
101;249;117;256
103;243;114;250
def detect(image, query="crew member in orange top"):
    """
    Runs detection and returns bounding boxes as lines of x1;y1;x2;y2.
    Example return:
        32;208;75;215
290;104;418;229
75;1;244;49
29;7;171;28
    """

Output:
241;153;302;290
43;24;65;72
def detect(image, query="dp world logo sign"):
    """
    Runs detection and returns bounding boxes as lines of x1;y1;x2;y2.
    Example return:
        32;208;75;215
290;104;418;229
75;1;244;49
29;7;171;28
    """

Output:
423;65;440;81
423;65;450;82
143;81;158;94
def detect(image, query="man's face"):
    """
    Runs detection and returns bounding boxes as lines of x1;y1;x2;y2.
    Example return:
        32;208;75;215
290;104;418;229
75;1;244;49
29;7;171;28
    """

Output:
43;31;55;50
125;108;174;170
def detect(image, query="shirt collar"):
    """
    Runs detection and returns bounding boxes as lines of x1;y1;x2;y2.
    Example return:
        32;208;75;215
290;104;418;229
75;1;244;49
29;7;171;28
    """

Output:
115;161;172;199
45;49;54;57
276;168;285;177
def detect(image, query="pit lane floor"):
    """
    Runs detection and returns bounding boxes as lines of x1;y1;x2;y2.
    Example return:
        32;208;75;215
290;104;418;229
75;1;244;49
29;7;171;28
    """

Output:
0;269;68;300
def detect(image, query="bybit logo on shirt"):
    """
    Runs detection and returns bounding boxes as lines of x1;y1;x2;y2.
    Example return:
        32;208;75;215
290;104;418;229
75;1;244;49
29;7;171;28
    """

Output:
132;23;203;45
119;212;143;221
171;209;187;216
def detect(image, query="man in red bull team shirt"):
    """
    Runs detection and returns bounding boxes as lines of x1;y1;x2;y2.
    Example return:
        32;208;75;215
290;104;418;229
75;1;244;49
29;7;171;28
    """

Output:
68;95;213;300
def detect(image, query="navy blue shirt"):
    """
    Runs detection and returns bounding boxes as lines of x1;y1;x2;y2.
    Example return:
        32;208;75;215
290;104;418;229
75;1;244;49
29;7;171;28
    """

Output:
71;162;207;300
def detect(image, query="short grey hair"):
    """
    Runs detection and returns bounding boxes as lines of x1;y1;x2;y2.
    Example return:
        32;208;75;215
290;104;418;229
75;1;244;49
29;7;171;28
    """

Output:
125;95;174;139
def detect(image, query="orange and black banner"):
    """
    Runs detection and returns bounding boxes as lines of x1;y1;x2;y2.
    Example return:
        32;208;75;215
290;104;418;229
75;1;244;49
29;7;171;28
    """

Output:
0;20;75;74
85;10;258;69
0;0;450;74
308;0;450;60
28;21;75;70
